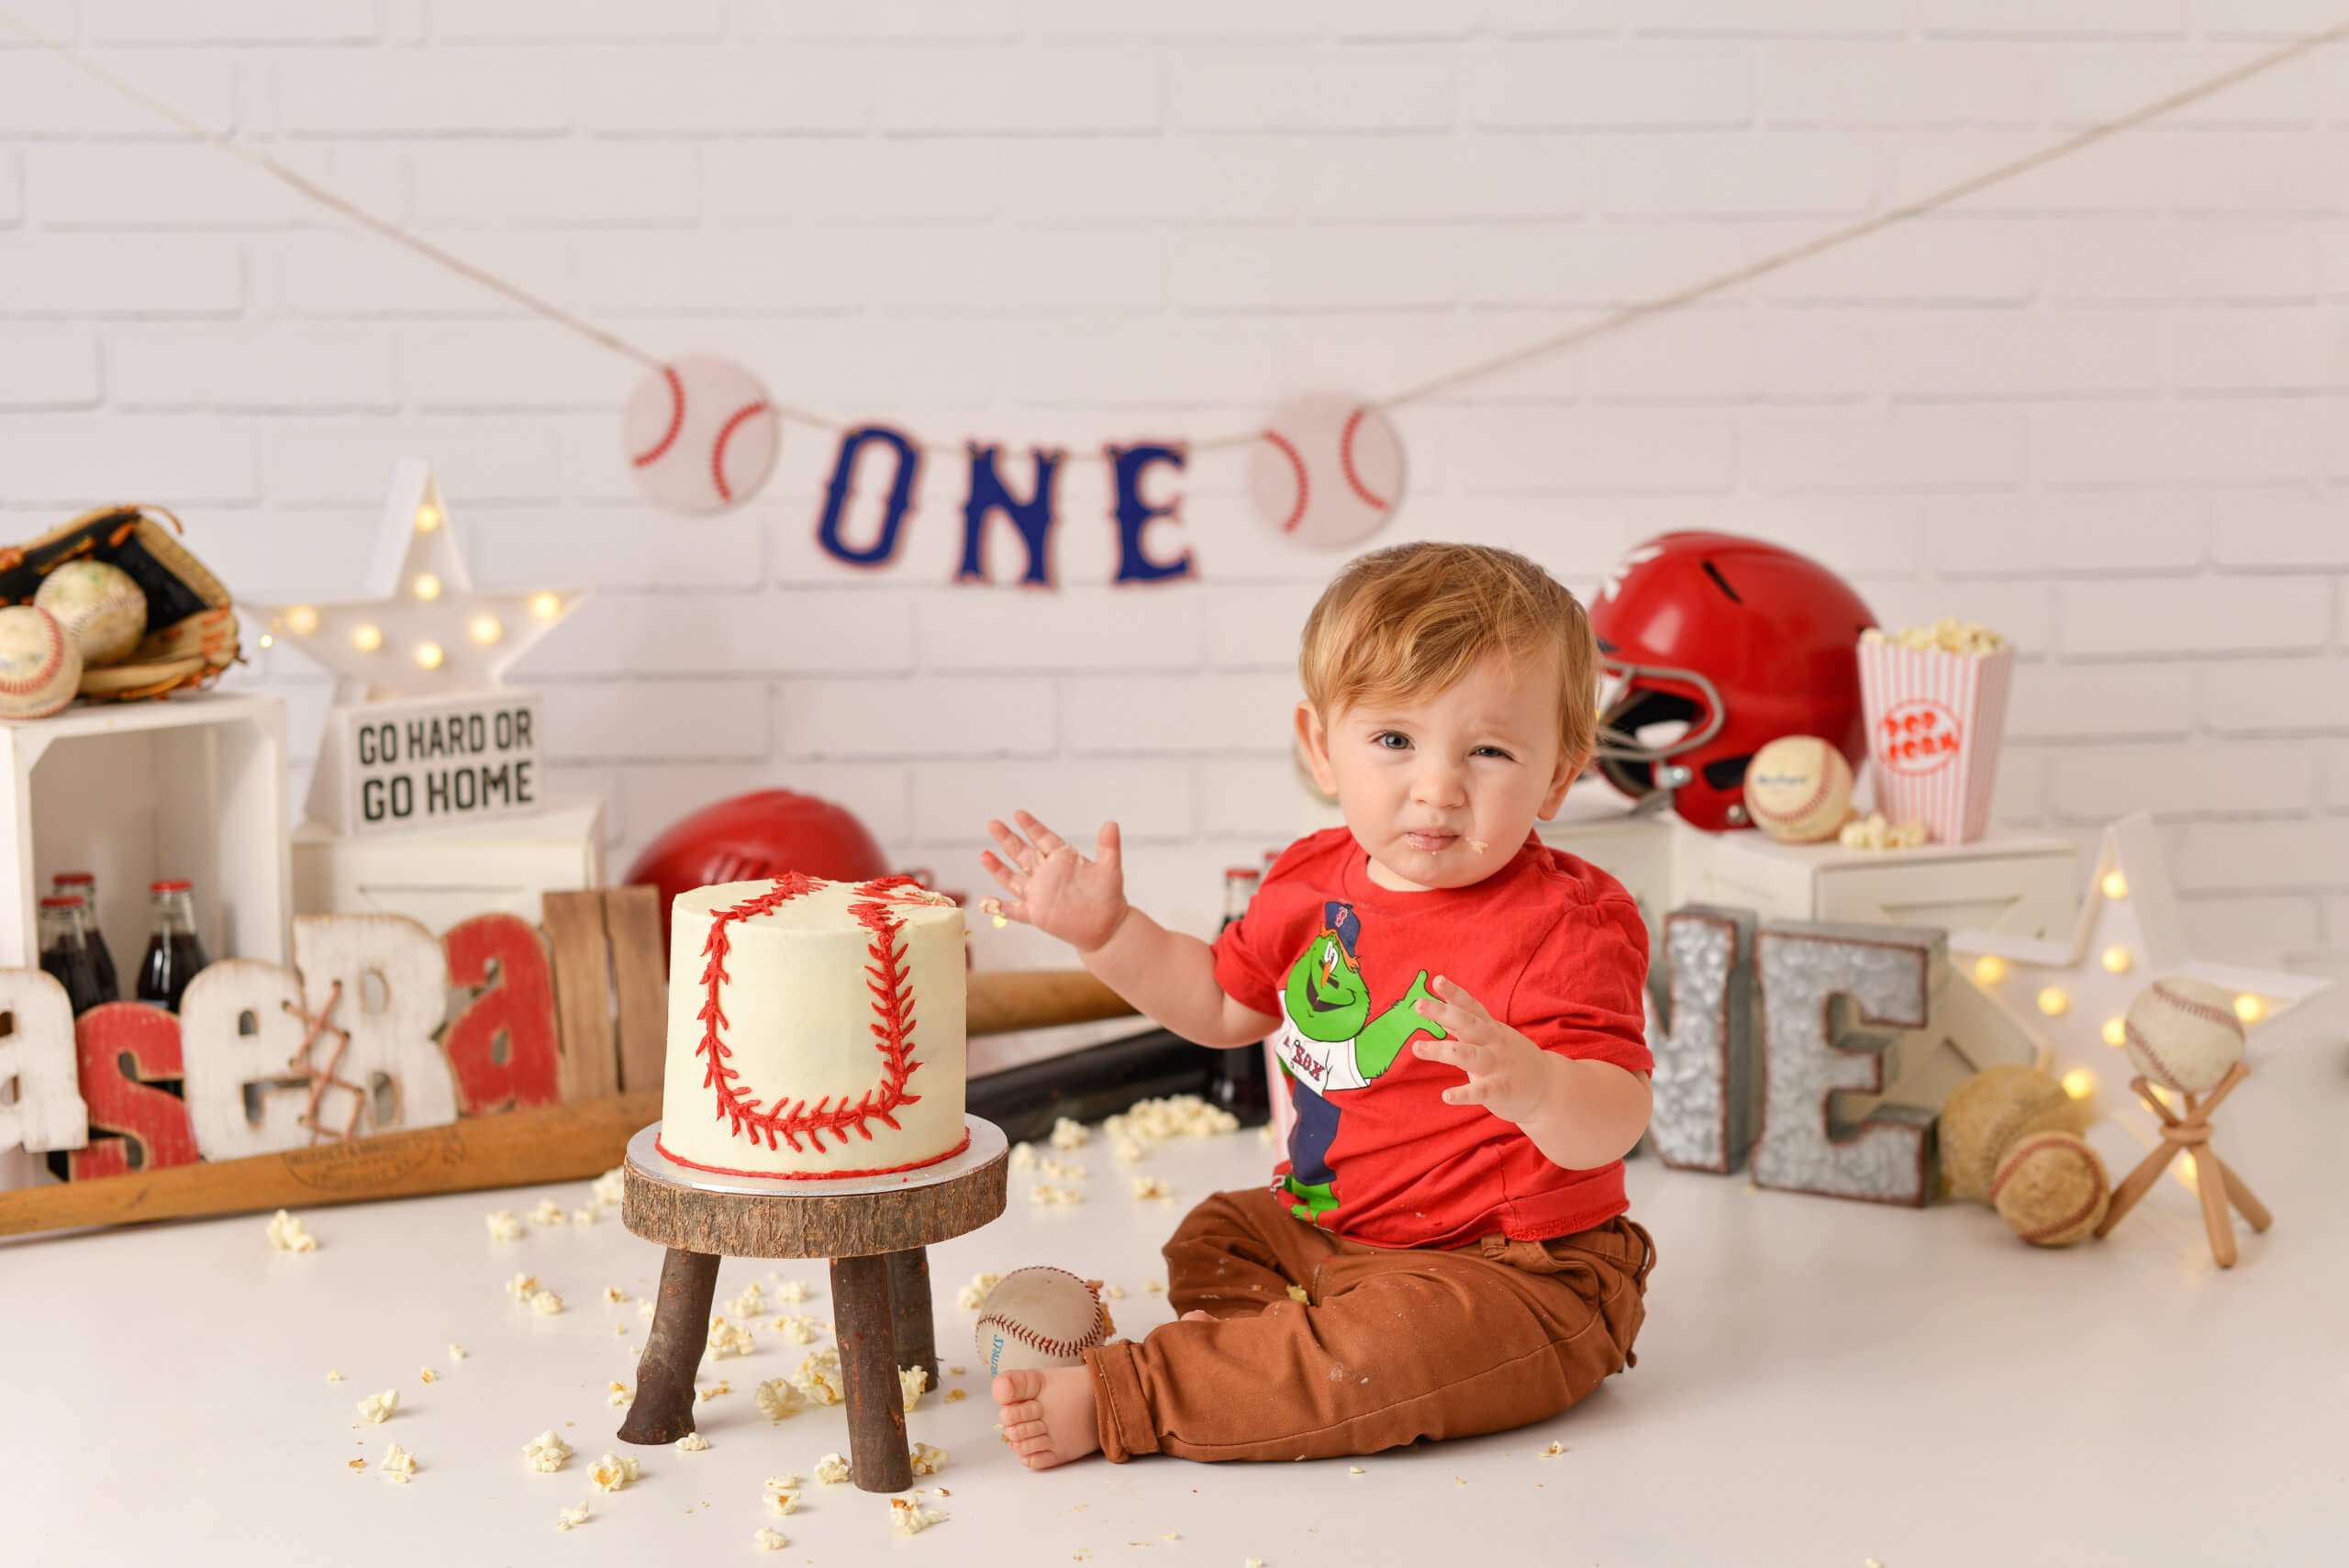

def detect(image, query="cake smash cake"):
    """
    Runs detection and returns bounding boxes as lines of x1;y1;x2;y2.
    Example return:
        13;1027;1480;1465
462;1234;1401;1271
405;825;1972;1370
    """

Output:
658;873;968;1179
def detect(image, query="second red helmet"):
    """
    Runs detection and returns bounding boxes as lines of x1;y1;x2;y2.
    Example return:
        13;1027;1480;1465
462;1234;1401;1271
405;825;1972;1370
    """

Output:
1586;531;1877;831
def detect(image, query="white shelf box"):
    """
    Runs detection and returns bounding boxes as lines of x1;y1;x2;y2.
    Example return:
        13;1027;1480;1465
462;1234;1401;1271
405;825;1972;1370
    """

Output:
1672;824;2081;939
0;691;291;973
291;796;605;933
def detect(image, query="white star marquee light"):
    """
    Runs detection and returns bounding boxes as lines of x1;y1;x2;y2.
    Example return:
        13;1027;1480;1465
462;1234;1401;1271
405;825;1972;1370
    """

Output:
1950;812;2337;1183
246;459;583;701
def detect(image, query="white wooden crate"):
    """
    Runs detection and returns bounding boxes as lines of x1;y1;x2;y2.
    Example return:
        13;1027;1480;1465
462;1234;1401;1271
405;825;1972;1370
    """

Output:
1672;823;2081;939
289;796;605;932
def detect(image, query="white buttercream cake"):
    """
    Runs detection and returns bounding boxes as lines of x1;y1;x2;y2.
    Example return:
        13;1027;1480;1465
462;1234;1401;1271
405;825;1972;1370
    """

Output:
657;873;968;1179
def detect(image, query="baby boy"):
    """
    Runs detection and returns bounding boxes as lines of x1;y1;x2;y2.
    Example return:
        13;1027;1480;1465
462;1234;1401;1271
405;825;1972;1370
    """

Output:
983;541;1657;1467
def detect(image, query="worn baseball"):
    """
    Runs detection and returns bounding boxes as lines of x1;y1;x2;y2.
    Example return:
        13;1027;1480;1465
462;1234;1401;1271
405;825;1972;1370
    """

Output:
1247;393;1407;550
974;1266;1111;1376
34;559;147;667
622;352;781;517
1743;734;1854;842
1990;1131;2110;1247
2122;976;2246;1096
0;606;83;720
1940;1064;2086;1205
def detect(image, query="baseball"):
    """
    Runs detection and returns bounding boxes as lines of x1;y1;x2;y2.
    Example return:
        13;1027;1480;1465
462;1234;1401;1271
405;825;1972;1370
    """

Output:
34;559;148;667
0;606;83;720
1742;734;1854;842
622;352;782;517
1247;393;1407;550
1990;1130;2110;1247
973;1265;1111;1377
1939;1064;2086;1205
2122;976;2246;1096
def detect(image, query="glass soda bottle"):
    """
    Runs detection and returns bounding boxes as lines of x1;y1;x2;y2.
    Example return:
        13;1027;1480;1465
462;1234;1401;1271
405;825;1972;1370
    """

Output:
136;878;209;1013
50;871;118;1003
1207;864;1272;1123
37;895;107;1016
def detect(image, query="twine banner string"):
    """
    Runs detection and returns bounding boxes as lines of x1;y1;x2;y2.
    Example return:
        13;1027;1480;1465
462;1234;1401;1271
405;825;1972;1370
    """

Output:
6;7;2343;462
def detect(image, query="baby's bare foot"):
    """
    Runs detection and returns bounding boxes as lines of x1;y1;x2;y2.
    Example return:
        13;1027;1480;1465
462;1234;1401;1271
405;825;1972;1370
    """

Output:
1180;1309;1215;1323
992;1366;1100;1471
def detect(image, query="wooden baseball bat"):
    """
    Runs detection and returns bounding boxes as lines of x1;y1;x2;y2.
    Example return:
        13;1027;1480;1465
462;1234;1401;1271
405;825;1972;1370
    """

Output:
0;971;1138;1240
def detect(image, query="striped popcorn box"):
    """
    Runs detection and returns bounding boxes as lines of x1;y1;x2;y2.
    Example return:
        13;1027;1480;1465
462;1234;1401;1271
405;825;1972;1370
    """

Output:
1855;637;2017;844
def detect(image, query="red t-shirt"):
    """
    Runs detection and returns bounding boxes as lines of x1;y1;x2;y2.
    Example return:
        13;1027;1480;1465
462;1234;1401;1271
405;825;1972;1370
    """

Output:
1212;826;1652;1249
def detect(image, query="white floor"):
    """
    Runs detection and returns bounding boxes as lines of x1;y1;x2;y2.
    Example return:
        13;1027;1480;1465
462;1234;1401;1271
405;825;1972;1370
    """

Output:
6;1038;2343;1568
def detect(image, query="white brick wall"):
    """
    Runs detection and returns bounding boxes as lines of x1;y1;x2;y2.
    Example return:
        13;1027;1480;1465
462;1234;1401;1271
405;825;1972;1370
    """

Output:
7;4;2349;976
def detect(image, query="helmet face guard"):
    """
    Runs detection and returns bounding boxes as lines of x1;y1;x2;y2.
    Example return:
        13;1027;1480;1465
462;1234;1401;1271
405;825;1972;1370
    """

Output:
1592;657;1724;802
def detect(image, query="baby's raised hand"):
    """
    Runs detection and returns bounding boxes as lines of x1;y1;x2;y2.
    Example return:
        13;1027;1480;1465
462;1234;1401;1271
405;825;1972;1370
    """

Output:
980;809;1130;955
1409;975;1552;1126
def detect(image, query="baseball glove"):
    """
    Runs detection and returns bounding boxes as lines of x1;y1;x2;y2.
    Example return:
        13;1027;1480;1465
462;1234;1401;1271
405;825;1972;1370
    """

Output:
0;506;241;703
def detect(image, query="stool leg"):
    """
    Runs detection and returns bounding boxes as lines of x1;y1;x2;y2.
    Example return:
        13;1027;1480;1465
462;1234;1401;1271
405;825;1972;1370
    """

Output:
619;1247;718;1445
832;1253;913;1494
885;1247;940;1396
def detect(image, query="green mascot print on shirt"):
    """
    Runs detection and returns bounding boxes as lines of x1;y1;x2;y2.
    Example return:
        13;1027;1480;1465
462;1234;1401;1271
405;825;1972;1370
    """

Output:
1271;900;1443;1224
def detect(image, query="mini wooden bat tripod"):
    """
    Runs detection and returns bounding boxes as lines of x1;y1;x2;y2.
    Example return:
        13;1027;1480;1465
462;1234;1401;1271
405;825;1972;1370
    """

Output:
2091;1062;2271;1269
617;1118;1008;1491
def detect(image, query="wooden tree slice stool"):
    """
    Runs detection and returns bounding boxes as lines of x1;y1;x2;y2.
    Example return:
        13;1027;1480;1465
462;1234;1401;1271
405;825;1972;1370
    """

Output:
617;1116;1008;1493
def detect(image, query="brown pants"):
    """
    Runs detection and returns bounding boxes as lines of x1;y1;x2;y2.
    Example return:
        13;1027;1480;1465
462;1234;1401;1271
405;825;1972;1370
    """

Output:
1085;1185;1656;1463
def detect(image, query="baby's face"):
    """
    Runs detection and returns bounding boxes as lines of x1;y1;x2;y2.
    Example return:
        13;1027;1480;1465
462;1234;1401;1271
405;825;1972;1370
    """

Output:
1297;649;1579;894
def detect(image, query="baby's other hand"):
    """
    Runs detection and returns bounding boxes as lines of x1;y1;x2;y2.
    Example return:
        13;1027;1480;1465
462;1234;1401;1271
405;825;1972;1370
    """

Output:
1410;974;1551;1126
980;810;1130;955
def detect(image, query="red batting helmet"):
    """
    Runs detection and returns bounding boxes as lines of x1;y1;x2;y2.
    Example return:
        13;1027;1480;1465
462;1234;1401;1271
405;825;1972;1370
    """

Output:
625;789;889;960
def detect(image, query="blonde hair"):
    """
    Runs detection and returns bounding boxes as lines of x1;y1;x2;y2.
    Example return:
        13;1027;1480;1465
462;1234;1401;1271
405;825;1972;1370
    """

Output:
1297;542;1598;766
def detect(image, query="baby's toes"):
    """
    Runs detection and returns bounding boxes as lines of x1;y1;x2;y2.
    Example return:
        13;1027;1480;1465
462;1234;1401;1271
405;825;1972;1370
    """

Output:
992;1369;1043;1406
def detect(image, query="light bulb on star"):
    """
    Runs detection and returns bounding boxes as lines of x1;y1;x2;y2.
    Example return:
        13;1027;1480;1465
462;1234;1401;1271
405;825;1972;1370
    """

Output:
239;461;586;702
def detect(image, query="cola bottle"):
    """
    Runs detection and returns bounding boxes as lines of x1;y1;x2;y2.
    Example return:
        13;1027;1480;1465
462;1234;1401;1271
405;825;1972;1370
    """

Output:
37;895;106;1016
1207;864;1272;1124
50;871;118;1003
135;878;209;1013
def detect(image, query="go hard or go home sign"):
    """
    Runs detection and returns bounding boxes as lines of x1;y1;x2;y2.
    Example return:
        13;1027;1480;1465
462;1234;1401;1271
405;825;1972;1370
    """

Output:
311;690;541;838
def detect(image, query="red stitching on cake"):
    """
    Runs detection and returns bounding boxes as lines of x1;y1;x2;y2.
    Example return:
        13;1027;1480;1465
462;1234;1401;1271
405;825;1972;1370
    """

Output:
656;1128;969;1182
632;365;686;468
0;608;65;697
711;399;771;503
1264;429;1308;533
696;873;945;1155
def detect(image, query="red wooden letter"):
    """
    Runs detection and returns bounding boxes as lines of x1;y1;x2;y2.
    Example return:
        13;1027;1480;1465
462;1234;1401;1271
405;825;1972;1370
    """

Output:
70;1001;200;1180
441;913;562;1117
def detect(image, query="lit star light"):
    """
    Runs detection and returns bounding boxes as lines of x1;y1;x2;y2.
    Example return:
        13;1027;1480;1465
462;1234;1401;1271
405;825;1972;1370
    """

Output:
1949;812;2338;1169
242;458;584;701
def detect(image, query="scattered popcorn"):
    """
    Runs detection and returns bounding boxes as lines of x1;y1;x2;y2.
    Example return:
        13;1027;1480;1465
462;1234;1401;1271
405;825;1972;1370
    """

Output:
794;1347;845;1406
380;1443;417;1483
1145;1281;1165;1294
267;1209;318;1252
1008;1142;1039;1173
591;1165;627;1206
607;1383;633;1407
357;1390;399;1424
754;1526;789;1551
602;1285;628;1305
1099;1283;1126;1299
1112;1138;1145;1163
1286;1285;1309;1304
589;1451;640;1493
980;895;1008;929
1050;1116;1089;1150
910;1441;949;1476
571;1206;597;1226
755;1378;803;1422
900;1364;929;1410
1130;1175;1172;1200
771;1279;811;1304
1114;1094;1238;1143
505;1272;539;1301
347;1458;364;1473
814;1452;853;1485
1540;1441;1566;1458
707;1317;755;1359
1246;1558;1265;1567
697;1380;730;1402
448;1344;467;1362
326;1370;342;1383
1030;1184;1083;1207
638;1299;655;1318
485;1209;523;1241
523;1430;573;1473
944;1388;968;1403
764;1472;803;1494
949;1365;965;1376
554;1502;590;1532
529;1289;565;1317
419;1368;437;1385
528;1197;566;1226
1163;1533;1180;1542
676;1432;710;1452
728;1282;767;1318
1838;811;1930;852
1863;617;2003;657
1349;1466;1364;1475
889;1497;944;1535
1039;1156;1087;1182
1258;1123;1278;1145
765;1488;799;1517
954;1273;1000;1311
774;1314;823;1344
